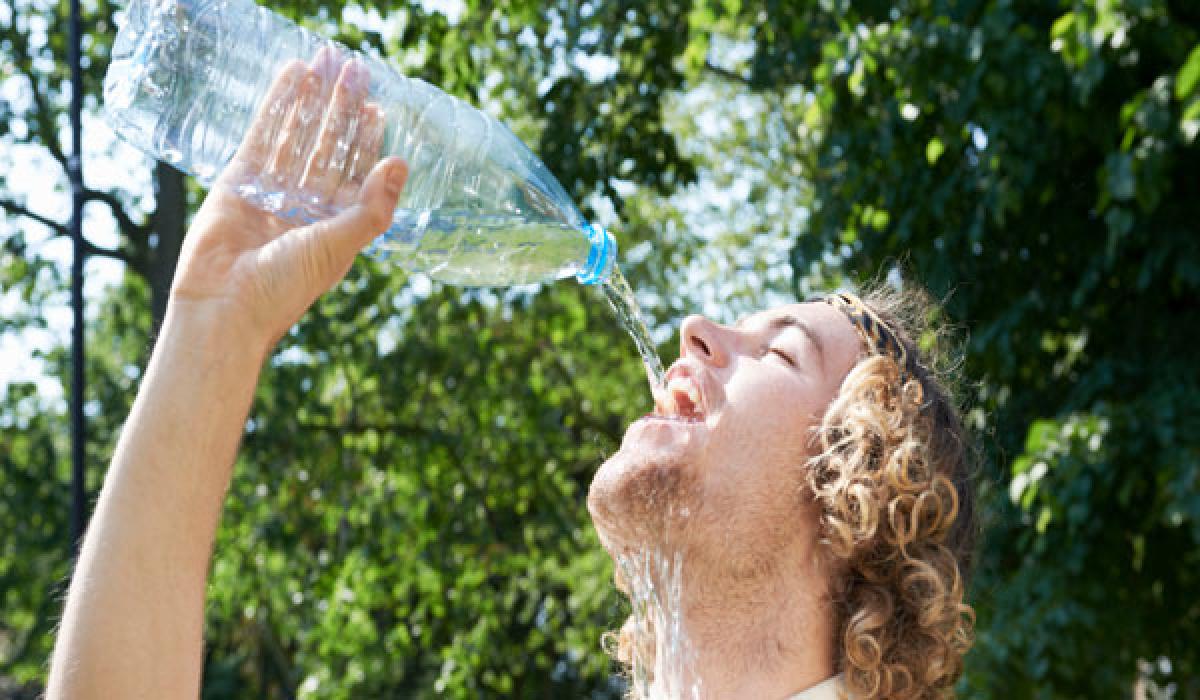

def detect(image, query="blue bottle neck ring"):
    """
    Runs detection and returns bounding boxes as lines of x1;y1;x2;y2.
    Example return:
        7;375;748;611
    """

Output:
577;222;617;285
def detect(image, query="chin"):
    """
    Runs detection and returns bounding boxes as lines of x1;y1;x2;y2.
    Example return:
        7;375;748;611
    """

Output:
587;417;707;550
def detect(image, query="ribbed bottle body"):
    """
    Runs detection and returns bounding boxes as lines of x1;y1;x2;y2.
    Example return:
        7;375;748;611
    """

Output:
104;0;614;285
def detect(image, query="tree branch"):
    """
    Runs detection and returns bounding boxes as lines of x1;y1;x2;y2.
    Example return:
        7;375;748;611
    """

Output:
704;58;754;86
28;79;69;171
0;197;67;235
10;29;69;171
84;188;151;238
82;239;131;264
1;198;132;264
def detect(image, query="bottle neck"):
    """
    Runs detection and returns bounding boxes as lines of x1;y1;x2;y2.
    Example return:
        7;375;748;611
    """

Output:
576;222;617;285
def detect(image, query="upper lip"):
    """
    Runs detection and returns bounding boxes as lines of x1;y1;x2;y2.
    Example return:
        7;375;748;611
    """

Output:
653;360;709;420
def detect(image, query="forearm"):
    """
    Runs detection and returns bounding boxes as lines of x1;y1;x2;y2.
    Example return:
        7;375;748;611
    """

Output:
47;305;269;699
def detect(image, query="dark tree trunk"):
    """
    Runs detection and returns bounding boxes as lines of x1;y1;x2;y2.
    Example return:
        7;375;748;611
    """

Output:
148;162;188;330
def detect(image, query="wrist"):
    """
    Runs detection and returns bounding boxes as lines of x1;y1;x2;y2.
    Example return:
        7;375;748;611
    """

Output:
158;297;275;369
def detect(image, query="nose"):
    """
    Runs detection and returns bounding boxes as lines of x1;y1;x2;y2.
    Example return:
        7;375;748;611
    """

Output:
679;314;730;367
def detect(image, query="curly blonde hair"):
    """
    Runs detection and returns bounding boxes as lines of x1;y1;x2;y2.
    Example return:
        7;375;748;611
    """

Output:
606;285;977;699
808;285;976;699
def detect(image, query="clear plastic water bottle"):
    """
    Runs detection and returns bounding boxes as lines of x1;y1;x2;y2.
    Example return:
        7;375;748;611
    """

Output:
102;0;616;286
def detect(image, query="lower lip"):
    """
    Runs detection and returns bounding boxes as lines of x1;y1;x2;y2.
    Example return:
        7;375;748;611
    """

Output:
626;414;709;449
638;414;704;424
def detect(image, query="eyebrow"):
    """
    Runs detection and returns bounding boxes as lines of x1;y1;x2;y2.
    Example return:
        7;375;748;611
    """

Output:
738;313;827;368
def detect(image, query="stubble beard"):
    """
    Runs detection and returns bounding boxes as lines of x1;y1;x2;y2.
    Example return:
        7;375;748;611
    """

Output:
587;441;704;555
590;452;826;632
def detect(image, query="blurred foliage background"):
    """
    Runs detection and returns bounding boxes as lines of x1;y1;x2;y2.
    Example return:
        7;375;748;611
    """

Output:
2;0;1199;697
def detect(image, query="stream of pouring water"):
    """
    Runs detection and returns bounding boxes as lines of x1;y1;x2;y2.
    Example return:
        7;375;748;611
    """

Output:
616;548;702;700
596;267;704;698
600;266;667;390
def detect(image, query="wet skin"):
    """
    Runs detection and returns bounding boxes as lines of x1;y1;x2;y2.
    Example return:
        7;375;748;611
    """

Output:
589;300;862;561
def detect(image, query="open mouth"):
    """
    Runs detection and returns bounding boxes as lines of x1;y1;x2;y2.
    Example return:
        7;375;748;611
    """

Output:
647;374;705;423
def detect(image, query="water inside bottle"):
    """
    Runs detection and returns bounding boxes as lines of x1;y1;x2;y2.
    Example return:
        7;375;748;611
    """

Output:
601;266;666;390
373;209;591;286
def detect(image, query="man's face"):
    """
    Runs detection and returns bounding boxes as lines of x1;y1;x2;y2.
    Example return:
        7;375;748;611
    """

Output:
588;301;861;572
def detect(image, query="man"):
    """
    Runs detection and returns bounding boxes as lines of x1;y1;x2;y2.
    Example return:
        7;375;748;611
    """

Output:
588;291;976;699
47;56;975;699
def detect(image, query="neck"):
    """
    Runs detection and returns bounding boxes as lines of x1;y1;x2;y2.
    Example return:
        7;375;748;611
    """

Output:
620;539;836;700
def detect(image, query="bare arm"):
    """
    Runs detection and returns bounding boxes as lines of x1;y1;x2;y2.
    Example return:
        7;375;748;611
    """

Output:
46;53;407;699
46;304;267;698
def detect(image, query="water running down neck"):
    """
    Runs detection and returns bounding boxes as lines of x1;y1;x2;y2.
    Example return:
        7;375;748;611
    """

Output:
615;548;702;700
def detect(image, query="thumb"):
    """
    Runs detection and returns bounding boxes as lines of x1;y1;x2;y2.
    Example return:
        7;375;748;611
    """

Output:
331;156;409;253
275;156;408;290
263;157;407;302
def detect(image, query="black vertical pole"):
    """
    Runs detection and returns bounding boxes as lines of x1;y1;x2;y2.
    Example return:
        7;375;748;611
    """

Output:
67;0;87;555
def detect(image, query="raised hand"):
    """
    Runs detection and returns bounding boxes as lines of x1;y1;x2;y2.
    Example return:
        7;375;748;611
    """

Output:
47;47;409;700
171;47;407;352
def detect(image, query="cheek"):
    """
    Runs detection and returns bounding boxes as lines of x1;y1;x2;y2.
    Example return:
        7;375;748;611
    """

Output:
704;379;820;477
721;376;822;446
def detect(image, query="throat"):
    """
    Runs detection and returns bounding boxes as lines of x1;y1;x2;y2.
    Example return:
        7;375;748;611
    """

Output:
619;543;837;700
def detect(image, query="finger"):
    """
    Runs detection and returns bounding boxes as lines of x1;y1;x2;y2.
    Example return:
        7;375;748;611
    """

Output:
299;60;370;201
310;44;342;87
333;102;386;209
232;60;309;172
269;157;407;295
264;69;325;191
272;45;340;209
350;104;386;187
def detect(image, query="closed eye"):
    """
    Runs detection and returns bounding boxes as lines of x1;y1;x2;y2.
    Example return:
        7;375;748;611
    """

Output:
769;347;796;366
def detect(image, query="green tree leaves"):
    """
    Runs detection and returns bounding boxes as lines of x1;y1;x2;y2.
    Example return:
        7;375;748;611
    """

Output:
3;0;1200;696
708;0;1200;694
